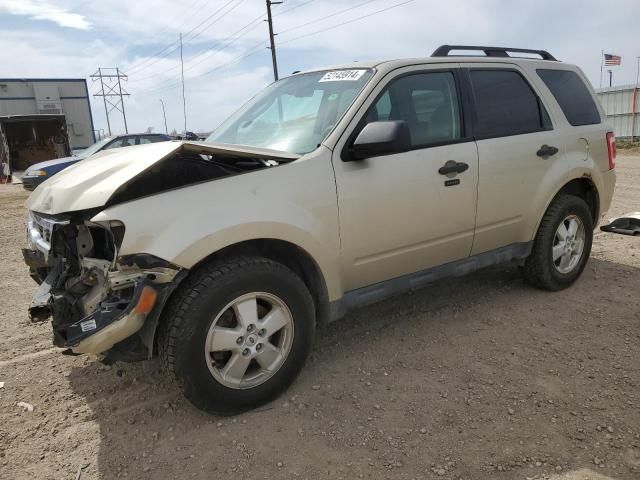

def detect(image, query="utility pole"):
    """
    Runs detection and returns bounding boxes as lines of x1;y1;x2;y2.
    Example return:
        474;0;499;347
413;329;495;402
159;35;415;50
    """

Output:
266;0;282;81
180;32;187;135
90;68;129;136
159;99;168;135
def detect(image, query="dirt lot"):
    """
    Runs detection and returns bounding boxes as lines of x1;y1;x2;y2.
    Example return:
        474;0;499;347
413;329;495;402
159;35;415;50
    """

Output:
1;155;639;480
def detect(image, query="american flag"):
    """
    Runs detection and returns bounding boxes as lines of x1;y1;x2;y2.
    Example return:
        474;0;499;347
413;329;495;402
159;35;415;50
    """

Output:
604;53;621;66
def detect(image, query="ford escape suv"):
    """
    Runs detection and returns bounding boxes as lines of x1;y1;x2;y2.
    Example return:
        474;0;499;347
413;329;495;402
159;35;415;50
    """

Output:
22;45;616;414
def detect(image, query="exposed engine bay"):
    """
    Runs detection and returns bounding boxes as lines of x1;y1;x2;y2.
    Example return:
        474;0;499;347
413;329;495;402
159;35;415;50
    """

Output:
109;147;281;206
23;211;182;358
22;143;291;359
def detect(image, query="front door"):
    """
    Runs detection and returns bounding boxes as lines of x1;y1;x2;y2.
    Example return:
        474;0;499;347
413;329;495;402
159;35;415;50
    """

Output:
332;67;479;292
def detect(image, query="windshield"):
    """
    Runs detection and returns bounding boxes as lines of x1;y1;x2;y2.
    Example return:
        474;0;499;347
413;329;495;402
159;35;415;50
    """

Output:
76;137;113;159
206;69;373;154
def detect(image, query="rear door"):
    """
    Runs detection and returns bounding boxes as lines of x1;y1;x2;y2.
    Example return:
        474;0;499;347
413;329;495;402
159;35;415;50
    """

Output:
332;65;479;291
465;65;565;255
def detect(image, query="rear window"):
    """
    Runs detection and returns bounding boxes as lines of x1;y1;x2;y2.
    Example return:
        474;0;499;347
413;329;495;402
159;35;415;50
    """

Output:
469;69;550;138
537;69;601;126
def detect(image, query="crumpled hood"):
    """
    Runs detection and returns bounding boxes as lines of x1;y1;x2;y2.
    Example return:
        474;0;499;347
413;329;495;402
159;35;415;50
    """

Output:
26;141;299;215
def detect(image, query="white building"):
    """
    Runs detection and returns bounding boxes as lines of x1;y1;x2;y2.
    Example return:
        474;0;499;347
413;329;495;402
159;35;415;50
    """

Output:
0;78;95;149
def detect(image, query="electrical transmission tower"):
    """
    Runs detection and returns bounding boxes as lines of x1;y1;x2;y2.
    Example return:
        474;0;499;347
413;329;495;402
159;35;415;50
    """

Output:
90;67;130;136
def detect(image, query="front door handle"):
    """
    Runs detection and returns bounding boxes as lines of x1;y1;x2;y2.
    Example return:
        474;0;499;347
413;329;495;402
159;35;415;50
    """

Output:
536;144;559;158
438;161;469;176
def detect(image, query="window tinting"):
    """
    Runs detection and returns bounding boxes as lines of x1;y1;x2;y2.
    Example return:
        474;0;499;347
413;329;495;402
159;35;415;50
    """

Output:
537;69;601;126
470;70;547;138
367;72;462;147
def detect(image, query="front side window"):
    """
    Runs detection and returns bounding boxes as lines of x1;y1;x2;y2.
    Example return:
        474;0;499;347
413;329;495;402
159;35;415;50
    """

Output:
470;69;549;138
537;69;601;126
366;71;462;147
207;69;374;154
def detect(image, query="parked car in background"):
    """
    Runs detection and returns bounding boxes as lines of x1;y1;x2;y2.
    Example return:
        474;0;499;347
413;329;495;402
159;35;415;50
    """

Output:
21;133;172;190
173;131;204;141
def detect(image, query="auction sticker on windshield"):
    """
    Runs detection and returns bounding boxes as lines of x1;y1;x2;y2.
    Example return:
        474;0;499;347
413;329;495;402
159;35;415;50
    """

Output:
319;70;367;82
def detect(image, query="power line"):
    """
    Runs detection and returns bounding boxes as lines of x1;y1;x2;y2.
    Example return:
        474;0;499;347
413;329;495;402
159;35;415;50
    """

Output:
129;12;265;84
123;0;218;72
127;0;245;75
140;42;266;97
128;0;309;78
278;0;415;45
278;0;381;35
138;0;415;97
274;0;315;16
124;0;218;73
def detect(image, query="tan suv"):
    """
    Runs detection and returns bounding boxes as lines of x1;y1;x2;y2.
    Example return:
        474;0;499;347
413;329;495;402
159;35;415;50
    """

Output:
23;45;616;414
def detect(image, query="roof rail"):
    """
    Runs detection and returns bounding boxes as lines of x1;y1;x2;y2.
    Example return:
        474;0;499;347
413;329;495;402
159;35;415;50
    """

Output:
431;45;557;61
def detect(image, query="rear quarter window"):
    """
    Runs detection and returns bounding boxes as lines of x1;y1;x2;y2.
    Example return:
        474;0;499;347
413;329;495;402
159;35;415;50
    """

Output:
537;69;601;126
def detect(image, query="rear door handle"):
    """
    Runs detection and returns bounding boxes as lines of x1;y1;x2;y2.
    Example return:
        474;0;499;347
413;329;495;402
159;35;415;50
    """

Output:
438;161;469;176
536;144;559;158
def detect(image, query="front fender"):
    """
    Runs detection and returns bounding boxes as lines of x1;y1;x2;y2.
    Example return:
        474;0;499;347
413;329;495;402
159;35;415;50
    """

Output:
91;148;343;300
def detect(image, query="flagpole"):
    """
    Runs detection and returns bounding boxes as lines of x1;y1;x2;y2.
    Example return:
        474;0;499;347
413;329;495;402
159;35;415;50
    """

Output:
599;50;604;88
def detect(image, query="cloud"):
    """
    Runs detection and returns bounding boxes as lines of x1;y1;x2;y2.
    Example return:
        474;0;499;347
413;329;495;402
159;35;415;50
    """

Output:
1;0;639;136
0;0;92;30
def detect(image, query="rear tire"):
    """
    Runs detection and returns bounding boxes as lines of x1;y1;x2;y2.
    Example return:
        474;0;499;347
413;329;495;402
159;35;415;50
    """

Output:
521;194;593;291
159;256;315;415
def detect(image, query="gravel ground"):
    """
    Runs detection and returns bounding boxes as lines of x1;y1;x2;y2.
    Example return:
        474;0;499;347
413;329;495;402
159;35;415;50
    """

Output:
0;155;639;480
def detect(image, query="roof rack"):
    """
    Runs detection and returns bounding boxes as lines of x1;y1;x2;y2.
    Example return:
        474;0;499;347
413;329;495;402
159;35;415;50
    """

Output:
431;45;557;61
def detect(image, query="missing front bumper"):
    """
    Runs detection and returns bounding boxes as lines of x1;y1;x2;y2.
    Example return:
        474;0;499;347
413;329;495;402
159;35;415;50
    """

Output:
70;282;157;354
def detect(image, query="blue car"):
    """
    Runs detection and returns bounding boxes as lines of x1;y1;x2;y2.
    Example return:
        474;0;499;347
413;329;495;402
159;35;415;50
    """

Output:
22;133;172;191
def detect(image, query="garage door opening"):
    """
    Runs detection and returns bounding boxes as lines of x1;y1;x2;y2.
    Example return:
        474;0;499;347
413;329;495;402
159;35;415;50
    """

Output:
0;115;71;182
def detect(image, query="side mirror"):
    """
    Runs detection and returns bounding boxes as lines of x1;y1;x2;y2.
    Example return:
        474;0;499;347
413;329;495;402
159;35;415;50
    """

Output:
348;120;411;161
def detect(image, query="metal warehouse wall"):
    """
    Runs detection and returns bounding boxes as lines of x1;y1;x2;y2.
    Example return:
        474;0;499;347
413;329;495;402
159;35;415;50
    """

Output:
596;85;639;139
0;79;96;148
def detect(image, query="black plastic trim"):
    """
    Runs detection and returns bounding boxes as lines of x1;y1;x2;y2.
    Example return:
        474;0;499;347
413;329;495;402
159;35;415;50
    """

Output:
329;242;533;322
432;45;557;61
62;281;148;348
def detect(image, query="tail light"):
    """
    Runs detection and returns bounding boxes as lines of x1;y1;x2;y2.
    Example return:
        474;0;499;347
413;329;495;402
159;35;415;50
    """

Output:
606;132;616;170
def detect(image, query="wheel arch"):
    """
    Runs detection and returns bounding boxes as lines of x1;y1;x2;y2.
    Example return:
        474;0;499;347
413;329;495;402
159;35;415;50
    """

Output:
534;175;600;237
192;238;331;325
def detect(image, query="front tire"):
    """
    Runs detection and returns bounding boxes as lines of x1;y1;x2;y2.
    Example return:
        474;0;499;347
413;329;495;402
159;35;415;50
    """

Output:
521;194;593;291
159;257;315;415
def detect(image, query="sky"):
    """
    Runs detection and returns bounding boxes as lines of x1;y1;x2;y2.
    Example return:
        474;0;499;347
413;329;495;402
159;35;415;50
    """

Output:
1;0;639;139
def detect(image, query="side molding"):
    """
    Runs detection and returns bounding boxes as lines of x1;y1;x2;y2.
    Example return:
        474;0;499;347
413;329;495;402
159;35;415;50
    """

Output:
330;242;533;321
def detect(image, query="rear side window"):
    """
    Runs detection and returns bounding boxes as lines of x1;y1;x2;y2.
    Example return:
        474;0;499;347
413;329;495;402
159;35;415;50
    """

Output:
537;69;601;126
470;69;549;138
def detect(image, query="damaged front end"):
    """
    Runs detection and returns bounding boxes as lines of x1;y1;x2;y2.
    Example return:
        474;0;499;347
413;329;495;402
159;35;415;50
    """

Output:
23;211;183;358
